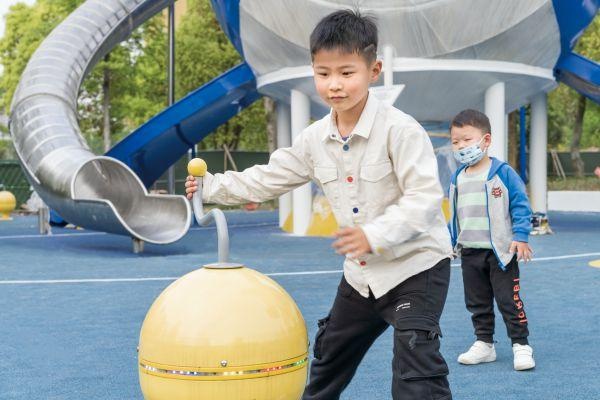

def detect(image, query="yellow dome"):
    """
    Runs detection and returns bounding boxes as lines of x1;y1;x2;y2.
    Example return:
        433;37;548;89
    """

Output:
0;190;16;220
138;265;308;400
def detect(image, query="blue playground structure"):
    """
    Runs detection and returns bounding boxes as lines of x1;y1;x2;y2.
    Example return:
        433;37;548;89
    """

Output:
2;2;600;399
8;0;600;243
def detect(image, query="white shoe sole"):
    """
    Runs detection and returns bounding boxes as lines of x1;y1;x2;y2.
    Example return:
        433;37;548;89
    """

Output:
457;353;496;365
514;361;535;371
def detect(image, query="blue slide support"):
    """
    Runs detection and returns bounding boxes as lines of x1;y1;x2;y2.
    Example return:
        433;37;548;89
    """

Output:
552;0;600;103
106;62;260;187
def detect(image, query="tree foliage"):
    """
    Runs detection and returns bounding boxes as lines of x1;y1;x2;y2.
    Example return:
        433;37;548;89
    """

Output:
0;0;268;159
548;16;600;151
175;0;266;151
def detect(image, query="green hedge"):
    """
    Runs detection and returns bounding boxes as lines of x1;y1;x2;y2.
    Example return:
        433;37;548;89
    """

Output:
0;160;32;207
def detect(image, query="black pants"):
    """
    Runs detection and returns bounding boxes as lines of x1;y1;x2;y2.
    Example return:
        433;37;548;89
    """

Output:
460;248;529;345
302;258;452;400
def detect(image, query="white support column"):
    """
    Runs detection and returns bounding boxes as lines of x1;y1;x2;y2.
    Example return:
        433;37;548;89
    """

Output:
276;102;292;228
504;113;509;161
530;92;548;214
485;82;506;161
291;90;311;235
383;44;394;88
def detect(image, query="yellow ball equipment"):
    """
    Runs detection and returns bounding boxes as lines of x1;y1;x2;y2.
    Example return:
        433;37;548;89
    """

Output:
0;189;16;220
138;265;309;400
187;158;208;177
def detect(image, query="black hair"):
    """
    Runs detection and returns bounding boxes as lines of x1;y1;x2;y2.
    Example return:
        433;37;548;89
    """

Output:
310;9;378;64
451;109;492;135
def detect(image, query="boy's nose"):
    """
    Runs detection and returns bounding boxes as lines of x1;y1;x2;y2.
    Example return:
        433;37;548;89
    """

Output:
329;80;342;91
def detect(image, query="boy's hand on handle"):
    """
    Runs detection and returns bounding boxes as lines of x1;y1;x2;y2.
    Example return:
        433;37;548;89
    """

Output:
332;227;372;258
509;241;533;263
185;175;198;200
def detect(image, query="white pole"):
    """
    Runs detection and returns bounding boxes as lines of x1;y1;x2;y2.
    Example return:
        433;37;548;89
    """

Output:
485;82;506;161
530;92;548;214
276;102;292;228
383;44;394;88
290;90;311;235
505;113;509;161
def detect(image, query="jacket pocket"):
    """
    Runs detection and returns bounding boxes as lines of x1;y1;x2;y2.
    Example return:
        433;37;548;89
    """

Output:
314;166;338;184
360;161;397;208
360;161;393;182
314;165;339;203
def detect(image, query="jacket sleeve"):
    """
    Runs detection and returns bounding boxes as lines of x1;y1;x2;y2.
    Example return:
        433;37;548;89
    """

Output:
361;123;446;252
504;166;532;242
202;131;313;205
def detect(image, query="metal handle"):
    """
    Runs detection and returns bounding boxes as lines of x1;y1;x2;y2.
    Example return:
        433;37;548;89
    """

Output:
188;158;230;264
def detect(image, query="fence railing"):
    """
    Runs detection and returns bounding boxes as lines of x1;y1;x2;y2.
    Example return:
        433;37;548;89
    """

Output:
1;151;598;207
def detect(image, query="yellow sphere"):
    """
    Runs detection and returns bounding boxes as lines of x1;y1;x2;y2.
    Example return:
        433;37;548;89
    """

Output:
0;190;16;220
187;158;207;177
138;265;309;400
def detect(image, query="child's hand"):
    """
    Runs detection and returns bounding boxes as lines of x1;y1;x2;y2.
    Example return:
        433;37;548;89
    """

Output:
332;227;372;258
184;175;198;200
509;241;533;262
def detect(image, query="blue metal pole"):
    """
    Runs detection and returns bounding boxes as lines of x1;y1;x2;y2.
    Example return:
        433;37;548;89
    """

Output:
519;106;528;183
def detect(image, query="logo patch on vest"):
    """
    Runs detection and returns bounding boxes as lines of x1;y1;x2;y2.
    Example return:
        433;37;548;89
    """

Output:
491;186;502;198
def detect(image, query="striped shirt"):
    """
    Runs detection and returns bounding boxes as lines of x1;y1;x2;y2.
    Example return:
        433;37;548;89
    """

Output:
456;166;492;249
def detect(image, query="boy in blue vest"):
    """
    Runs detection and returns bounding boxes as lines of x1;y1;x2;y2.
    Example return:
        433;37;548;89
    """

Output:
448;109;535;371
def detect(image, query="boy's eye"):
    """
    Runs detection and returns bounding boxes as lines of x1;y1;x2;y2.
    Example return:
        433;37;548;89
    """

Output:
342;71;354;76
317;72;328;77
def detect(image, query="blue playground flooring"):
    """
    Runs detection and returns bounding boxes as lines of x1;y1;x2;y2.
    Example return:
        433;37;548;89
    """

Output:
1;210;599;399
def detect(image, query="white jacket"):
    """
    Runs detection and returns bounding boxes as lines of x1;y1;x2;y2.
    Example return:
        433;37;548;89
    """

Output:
202;94;452;298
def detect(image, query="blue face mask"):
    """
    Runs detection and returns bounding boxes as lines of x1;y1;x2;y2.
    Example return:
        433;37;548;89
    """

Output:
453;138;486;166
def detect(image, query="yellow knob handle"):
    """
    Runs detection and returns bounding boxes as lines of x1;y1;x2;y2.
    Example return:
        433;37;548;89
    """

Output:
188;158;207;177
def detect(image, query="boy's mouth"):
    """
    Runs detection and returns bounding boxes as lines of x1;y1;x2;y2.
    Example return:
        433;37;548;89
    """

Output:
329;96;347;102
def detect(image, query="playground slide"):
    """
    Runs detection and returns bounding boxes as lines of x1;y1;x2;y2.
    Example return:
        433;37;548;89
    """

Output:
106;62;259;187
552;0;600;103
9;0;598;245
9;0;258;244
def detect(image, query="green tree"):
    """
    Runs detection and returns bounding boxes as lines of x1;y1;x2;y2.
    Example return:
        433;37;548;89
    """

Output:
175;0;267;152
0;1;83;112
1;0;269;159
547;15;600;176
0;0;169;155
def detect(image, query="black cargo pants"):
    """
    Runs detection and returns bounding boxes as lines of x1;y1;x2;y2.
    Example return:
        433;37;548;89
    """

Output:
302;258;452;400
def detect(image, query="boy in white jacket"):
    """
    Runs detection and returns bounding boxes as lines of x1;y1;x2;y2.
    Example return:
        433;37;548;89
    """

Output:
186;9;453;400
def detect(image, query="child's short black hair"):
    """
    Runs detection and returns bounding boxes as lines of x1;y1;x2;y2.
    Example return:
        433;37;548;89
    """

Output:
451;109;492;135
310;9;378;64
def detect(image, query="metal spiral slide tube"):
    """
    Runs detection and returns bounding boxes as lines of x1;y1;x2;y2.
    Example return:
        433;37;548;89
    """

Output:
10;0;192;244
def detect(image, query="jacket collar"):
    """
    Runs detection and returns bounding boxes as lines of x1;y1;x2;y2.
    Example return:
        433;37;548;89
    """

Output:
323;91;379;143
450;157;507;185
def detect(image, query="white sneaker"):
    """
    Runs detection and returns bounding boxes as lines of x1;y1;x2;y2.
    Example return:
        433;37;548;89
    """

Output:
513;344;535;371
457;341;496;365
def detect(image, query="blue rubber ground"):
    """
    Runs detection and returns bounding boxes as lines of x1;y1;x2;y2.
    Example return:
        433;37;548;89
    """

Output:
1;210;599;399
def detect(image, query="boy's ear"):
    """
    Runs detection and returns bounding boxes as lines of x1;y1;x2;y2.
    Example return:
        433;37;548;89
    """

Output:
371;60;383;82
483;133;492;148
